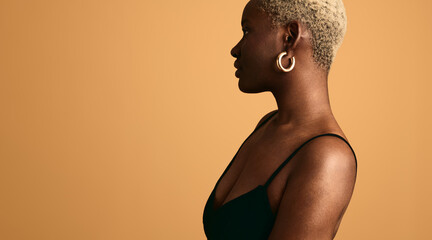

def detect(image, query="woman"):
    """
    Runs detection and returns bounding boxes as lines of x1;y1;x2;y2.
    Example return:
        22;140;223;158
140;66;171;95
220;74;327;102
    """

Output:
202;0;357;239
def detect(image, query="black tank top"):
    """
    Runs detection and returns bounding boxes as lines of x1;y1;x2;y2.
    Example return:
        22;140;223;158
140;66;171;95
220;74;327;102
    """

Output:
202;111;358;240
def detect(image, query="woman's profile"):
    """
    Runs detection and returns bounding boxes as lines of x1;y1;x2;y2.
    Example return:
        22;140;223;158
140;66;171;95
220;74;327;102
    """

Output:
202;0;357;239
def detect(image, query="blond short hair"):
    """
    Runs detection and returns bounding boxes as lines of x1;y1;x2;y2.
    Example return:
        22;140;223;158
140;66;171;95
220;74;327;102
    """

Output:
256;0;347;71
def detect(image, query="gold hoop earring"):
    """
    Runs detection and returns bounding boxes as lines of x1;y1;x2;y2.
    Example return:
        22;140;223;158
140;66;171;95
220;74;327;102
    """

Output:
276;52;295;72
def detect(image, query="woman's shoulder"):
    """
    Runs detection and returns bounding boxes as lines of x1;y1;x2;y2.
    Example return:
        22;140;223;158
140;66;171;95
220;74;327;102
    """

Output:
292;132;358;180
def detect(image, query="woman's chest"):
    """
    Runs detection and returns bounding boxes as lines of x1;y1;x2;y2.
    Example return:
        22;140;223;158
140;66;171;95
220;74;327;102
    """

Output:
212;132;302;213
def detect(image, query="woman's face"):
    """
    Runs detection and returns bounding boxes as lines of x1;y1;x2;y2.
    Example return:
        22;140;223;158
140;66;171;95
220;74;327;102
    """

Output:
231;0;284;93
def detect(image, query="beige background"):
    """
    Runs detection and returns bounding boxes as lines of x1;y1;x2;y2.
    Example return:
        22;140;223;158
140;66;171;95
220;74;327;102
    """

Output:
1;0;431;239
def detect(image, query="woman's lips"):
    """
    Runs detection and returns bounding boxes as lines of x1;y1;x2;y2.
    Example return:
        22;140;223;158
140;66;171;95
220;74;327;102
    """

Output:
234;60;241;77
234;60;240;69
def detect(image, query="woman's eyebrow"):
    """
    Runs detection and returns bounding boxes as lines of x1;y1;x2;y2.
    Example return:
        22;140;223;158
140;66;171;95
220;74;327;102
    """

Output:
241;19;251;26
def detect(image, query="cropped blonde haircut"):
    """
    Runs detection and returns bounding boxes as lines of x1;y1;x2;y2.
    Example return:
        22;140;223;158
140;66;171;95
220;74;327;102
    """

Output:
256;0;347;71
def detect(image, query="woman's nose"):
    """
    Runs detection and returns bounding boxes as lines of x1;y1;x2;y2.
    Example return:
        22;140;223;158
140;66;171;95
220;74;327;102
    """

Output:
231;41;241;58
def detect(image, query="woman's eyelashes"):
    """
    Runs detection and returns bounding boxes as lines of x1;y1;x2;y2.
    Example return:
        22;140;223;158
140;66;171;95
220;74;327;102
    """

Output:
242;27;249;36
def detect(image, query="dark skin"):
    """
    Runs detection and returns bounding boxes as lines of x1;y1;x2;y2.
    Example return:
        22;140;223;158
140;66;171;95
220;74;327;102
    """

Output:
212;0;357;239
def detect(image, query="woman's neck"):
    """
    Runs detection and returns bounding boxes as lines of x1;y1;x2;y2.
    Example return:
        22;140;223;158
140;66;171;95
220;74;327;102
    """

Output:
270;64;333;127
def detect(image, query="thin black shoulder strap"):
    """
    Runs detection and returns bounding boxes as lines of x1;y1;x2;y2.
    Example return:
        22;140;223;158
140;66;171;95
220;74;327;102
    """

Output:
264;133;357;188
254;110;278;131
213;110;279;191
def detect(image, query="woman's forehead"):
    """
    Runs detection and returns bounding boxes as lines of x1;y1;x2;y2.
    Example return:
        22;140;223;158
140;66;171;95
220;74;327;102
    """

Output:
241;0;266;26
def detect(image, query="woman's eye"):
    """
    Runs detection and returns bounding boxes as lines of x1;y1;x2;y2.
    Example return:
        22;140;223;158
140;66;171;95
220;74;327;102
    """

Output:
242;29;249;35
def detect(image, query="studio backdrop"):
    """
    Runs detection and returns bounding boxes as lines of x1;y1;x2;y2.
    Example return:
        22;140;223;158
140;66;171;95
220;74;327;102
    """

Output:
0;0;431;239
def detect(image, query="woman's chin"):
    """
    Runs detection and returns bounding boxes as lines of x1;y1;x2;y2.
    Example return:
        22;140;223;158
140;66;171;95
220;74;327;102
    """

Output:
238;79;263;93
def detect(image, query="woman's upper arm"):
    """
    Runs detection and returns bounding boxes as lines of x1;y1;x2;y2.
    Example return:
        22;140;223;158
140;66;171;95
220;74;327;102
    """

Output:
267;136;357;240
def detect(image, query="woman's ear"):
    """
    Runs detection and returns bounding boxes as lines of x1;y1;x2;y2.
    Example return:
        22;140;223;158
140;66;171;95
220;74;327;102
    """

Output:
284;20;301;51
